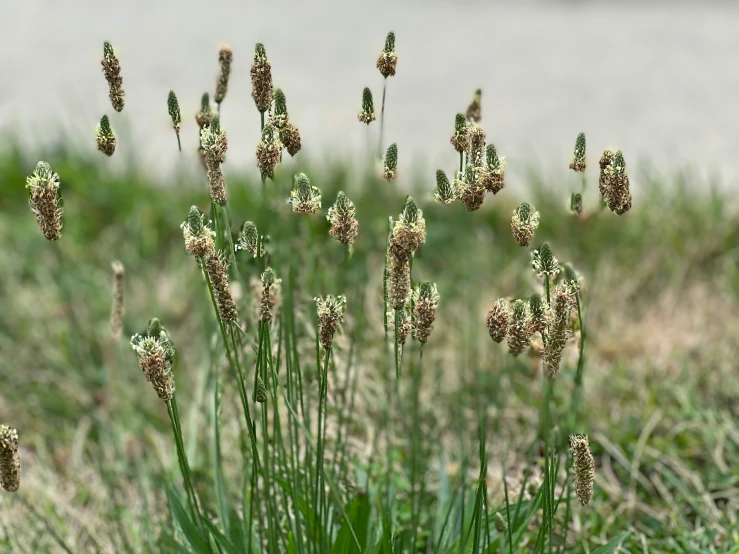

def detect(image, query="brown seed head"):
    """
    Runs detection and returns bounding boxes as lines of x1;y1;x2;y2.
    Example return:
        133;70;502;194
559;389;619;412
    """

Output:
130;319;176;402
95;115;116;156
389;197;426;257
412;282;440;344
205;253;239;323
480;144;506;194
315;295;347;351
602;150;632;215
543;284;575;376
376;31;398;78
569;434;595;505
450;113;469;153
196;93;215;130
251;43;274;113
327;192;359;248
466;89;482;122
215;45;233;105
598;149;615;197
388;254;411;311
289;173;322;214
486;299;511;343
0;425;20;492
456;164;486;212
259;268;281;323
280;122;302;157
507;299;533;356
181;206;216;258
26;161;63;241
256;124;282;180
466;124;486;167
510;202;540;247
101;42;125;112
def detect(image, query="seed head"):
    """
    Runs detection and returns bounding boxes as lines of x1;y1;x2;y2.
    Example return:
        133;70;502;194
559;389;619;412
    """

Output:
260;268;281;323
181;206;216;258
466;89;482;123
563;263;582;295
236;221;261;258
569;132;586;172
528;293;549;336
434;169;457;204
569;434;595;505
450;113;469;153
383;143;398;181
388;254;411;311
101;41;124;112
510;202;540;247
412;282;439;344
289;173;322;214
494;512;506;534
200;118;229;205
377;31;398;78
486;299;511;343
467;124;486;166
315;295;347;351
167;91;182;132
256;124;282;180
205;253;239;323
26;161;63;241
508;299;533;356
543;284;575;375
387;302;412;345
0;425;20;492
531;243;562;279
358;87;376;124
255;376;268;403
270;88;288;130
456;164;485;212
598;149;615;197
251;43;274;113
480;144;505;194
327;192;359;248
603;150;632;215
389;197;426;258
215;45;233;105
196;92;214;130
570;193;583;216
95;115;116;157
110;261;125;338
130;318;176;402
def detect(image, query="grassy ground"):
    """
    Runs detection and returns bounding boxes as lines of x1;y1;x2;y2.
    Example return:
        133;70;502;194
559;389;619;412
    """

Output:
0;144;737;553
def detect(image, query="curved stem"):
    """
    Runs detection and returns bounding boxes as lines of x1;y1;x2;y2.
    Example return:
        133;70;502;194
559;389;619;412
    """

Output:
378;79;388;159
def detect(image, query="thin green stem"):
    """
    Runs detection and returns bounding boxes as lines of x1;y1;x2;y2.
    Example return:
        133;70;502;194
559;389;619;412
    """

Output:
378;79;387;159
176;132;182;152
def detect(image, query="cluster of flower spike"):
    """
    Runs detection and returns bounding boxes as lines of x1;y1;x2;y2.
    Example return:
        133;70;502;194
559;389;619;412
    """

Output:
251;43;274;113
327;192;359;249
439;112;506;211
130;318;176;402
569;434;595;505
26;161;63;241
599;149;633;215
268;89;302;157
201;116;229;204
315;295;347;351
0;425;20;492
101;42;124;112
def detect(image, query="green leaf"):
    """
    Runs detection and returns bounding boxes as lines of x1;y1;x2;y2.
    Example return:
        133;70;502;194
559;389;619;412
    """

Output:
591;531;631;554
201;518;239;554
166;487;210;554
332;491;371;554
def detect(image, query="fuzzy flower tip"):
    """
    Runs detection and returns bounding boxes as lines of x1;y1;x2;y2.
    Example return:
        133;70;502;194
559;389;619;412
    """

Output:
130;318;176;402
110;261;125;338
434;169;457;204
507;299;532;356
327;192;359;248
376;31;398;78
569;434;595;505
358;87;376;124
511;202;540;247
570;132;586;172
450;113;469;153
456;164;485;212
260;268;281;323
602;150;633;215
389;197;426;258
0;425;20;492
480;144;505;194
237;221;261;258
270;89;302;156
251;43;274;113
196;92;214;130
531;242;562;279
26;161;63;241
95;115;116;157
168;91;182;132
466;89;482;122
101;41;124;112
486;299;511;343
181;206;216;258
215;45;233;105
290;173;322;214
256;124;282;180
544;283;575;376
383;143;398;181
315;295;346;350
412;282;439;343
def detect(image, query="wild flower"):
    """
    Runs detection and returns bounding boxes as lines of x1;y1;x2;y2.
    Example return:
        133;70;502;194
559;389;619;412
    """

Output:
270;89;302;156
251;43;274;113
480;144;505;194
598;149;615;198
95;115;116;157
101;41;124;112
450;113;469;153
358;87;376;124
110;261;125;338
433;169;457;204
569;434;595;505
26;161;63;241
511;202;540;247
412;282;439;344
603;150;633;215
315;295;346;350
260;268;281;323
327;192;359;248
466;89;482;122
205;253;239;323
236;221;261;258
201;116;229;204
467;124;486;167
214;45;233;107
543;283;575;375
289;173;322;214
256;124;282;180
130;318;176;402
0;425;20;492
531;243;561;279
486;299;511;343
456;164;485;212
389;197;426;258
388;254;411;311
167;91;182;151
376;31;398;78
569;132;586;172
507;299;533;356
383;143;398;181
181;206;216;258
195;93;214;130
528;293;549;336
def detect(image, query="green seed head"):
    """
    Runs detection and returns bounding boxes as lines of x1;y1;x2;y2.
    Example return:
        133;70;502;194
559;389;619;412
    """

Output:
210;114;221;134
359;87;376;124
401;196;419;224
455;113;466;133
383;143;398;181
103;41;114;59
531;242;562;278
434;169;457;204
99;115;112;135
486;144;500;168
187;206;204;234
290;173;322;214
384;31;396;53
147;318;163;338
255;43;267;58
238;221;259;256
274;88;287;117
494;512;507;534
201;92;210;112
167;90;181;128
